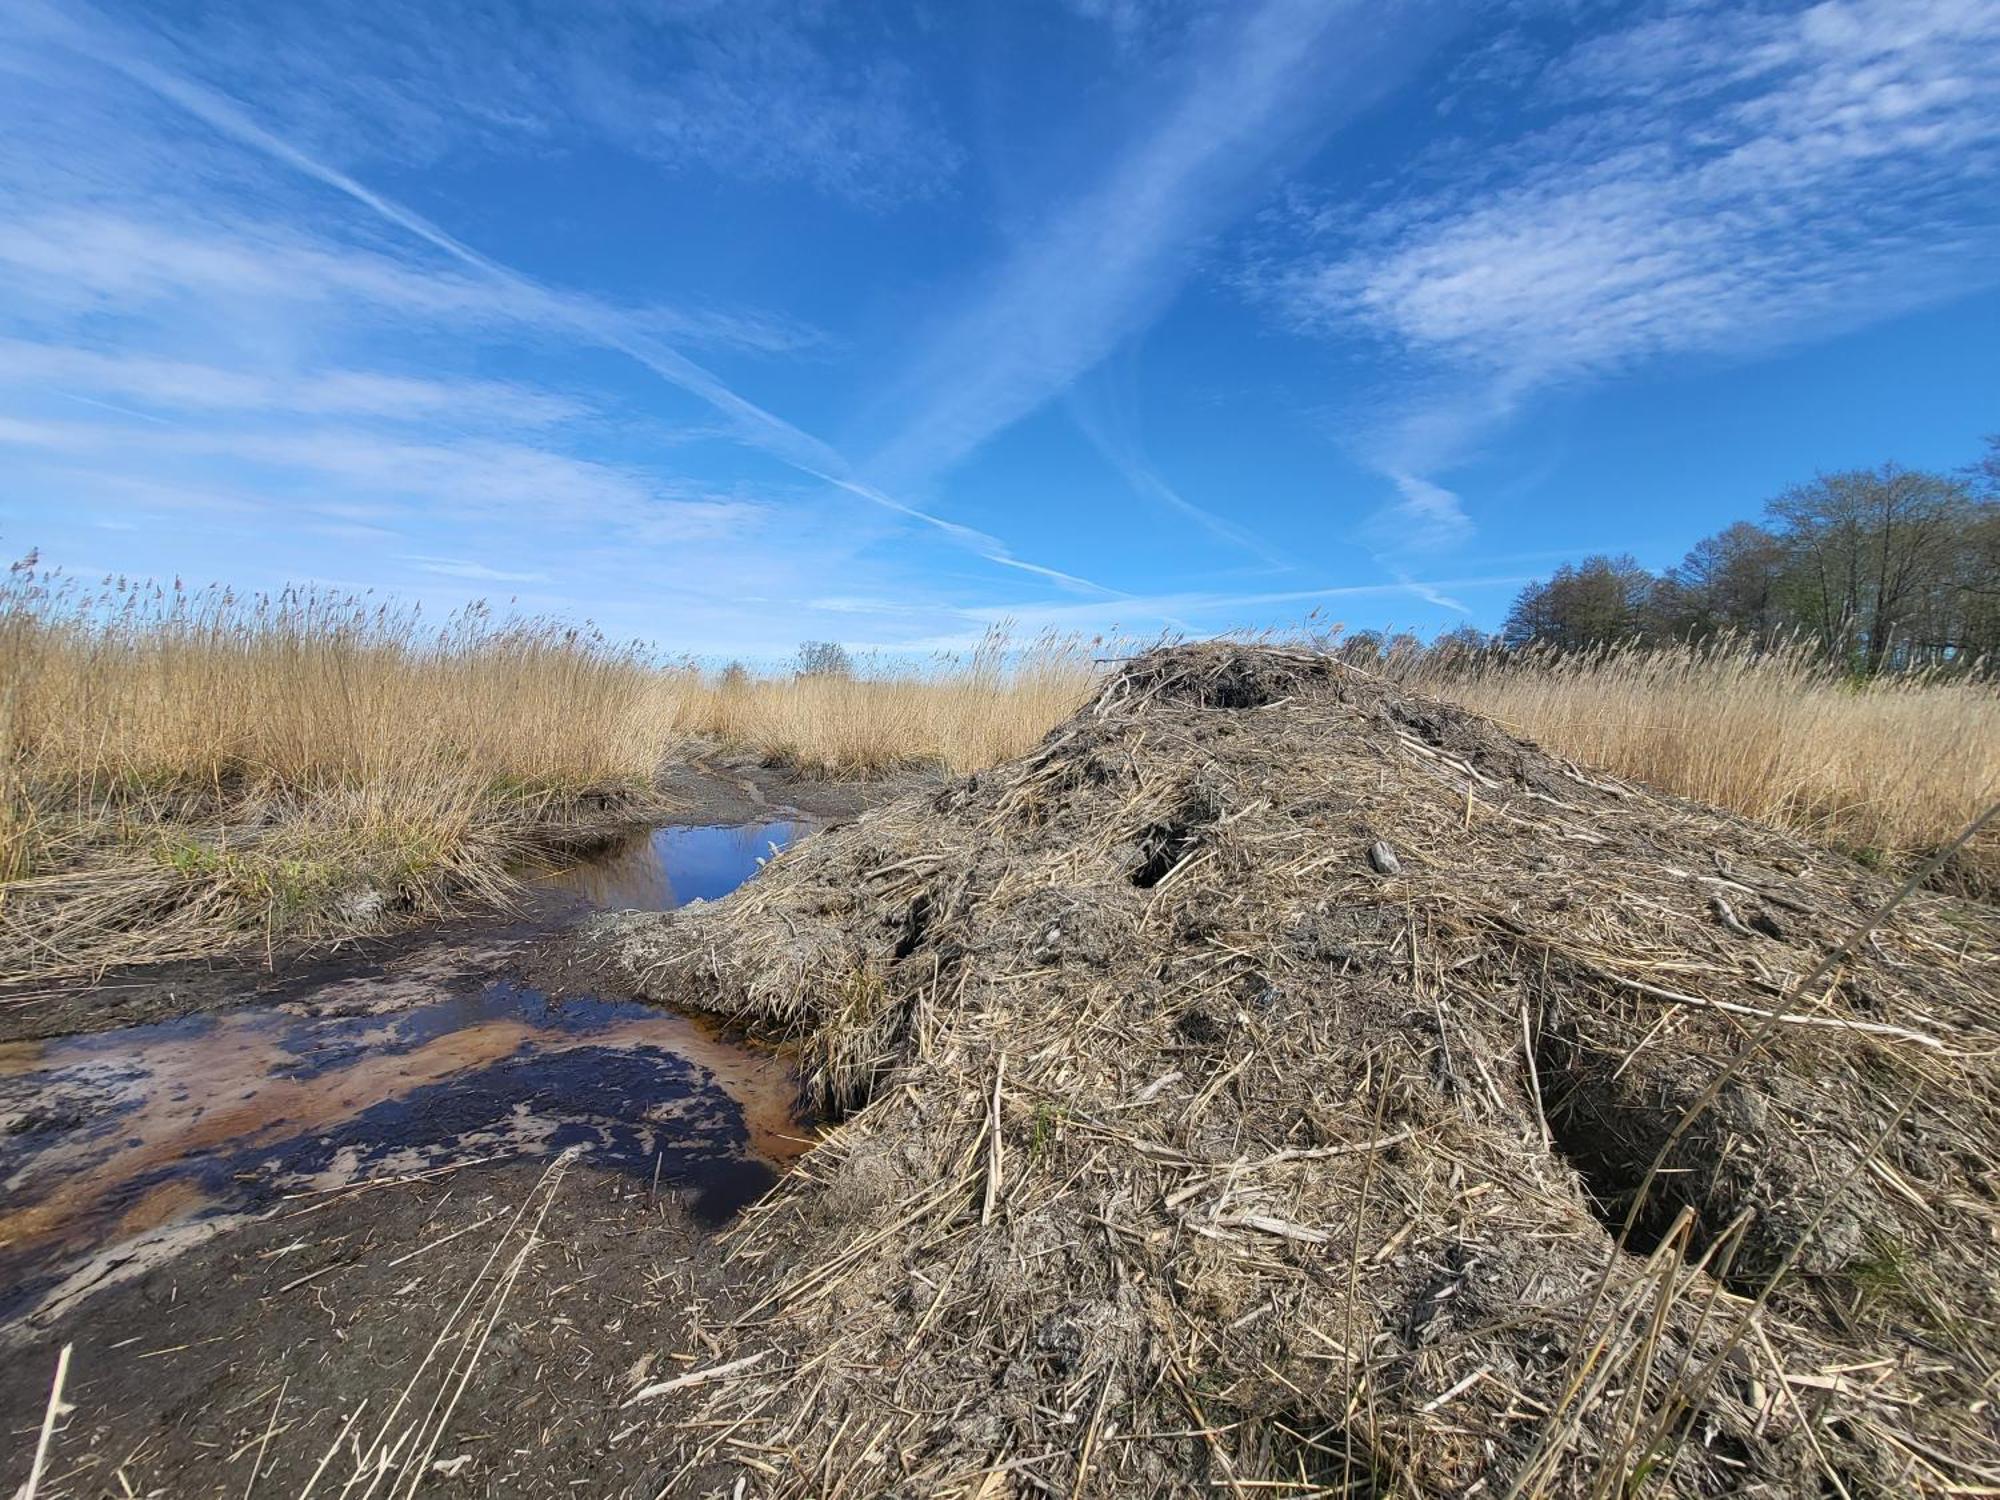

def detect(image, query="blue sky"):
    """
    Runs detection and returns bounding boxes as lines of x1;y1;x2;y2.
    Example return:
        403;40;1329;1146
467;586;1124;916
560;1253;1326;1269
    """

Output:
2;0;1996;660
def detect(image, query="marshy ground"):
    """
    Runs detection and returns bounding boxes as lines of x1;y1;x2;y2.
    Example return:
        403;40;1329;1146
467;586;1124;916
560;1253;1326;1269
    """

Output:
574;645;1999;1497
2;642;1996;1498
0;758;918;1497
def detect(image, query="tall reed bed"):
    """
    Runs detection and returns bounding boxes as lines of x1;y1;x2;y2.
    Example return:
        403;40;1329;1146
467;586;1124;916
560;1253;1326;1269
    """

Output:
7;551;1990;984
0;563;680;980
0;564;1099;981
1402;637;2000;893
651;632;1098;777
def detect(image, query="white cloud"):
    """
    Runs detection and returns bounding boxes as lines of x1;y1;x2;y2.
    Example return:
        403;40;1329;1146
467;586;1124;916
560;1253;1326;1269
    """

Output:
0;207;814;359
1061;0;1218;55
1371;472;1472;555
7;0;961;208
0;414;767;538
308;520;402;544
1255;0;2000;546
403;555;547;584
13;3;1120;597
865;0;1450;492
1065;364;1286;565
0;338;585;426
836;567;1526;653
13;467;268;516
0;0;1108;654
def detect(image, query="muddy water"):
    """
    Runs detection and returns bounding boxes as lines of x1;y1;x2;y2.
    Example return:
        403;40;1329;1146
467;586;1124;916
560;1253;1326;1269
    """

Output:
0;821;805;1330
536;818;801;911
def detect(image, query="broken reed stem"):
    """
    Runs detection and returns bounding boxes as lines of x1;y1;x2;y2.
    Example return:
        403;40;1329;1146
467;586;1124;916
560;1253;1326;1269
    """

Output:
1587;968;1944;1050
392;1150;574;1498
982;1051;1006;1227
14;1342;73;1500
298;1399;368;1500
243;1374;289;1499
341;1155;564;1496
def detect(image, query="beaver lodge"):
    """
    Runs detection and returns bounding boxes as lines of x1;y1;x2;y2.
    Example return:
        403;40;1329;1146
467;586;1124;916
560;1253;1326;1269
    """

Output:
586;643;2000;1497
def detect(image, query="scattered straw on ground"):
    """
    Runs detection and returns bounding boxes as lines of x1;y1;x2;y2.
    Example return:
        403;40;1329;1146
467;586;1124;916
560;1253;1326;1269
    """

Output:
587;643;2000;1498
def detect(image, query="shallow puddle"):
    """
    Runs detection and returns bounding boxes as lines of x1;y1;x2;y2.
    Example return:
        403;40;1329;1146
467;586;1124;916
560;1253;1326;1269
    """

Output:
0;820;807;1330
535;819;802;912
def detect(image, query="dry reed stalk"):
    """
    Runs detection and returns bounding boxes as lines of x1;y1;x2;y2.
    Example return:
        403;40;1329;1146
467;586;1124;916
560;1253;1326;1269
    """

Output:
330;1149;574;1500
635;629;1098;777
1;566;1096;983
12;1341;72;1500
1403;637;2000;895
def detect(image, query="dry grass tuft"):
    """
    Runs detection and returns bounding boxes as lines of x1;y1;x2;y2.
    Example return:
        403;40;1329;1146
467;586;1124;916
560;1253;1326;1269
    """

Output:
1401;639;2000;895
645;631;1098;777
0;567;676;981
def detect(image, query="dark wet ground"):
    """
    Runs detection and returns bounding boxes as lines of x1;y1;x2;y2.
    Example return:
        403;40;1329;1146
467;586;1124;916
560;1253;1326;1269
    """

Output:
0;820;807;1335
0;757;926;1498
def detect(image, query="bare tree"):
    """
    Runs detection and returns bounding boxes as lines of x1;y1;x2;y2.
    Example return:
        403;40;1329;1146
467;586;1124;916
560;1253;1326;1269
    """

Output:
1502;555;1654;651
1768;466;1974;673
1653;522;1786;640
795;640;853;678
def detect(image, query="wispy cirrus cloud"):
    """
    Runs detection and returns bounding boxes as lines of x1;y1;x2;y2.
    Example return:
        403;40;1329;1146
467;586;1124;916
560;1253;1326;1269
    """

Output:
1061;0;1220;57
837;567;1529;653
0;209;819;358
0;414;769;539
33;0;962;208
4;0;1121;599
864;0;1455;494
1064;364;1286;565
0;338;585;426
1253;0;2000;551
402;555;548;585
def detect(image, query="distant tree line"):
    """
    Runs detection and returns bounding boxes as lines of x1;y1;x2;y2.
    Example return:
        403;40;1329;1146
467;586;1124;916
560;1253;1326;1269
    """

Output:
1489;439;2000;674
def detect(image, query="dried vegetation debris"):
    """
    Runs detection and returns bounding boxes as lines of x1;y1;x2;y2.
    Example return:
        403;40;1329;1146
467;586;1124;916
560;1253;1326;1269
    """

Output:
584;643;2000;1497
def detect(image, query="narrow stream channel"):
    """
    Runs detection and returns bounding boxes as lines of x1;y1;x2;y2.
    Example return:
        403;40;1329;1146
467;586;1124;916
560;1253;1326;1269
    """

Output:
0;820;805;1330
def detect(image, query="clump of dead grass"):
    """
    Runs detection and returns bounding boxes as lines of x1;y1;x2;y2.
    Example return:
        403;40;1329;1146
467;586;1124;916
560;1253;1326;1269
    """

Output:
0;563;675;981
589;643;2000;1497
1402;637;2000;895
645;630;1098;777
0;560;1099;982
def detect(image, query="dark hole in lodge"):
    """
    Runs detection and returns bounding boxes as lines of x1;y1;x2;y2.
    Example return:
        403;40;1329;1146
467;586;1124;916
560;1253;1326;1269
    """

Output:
1201;667;1279;710
1132;821;1201;888
1143;652;1335;712
1534;1019;1691;1259
1532;1013;1771;1285
893;892;933;960
1174;1007;1226;1046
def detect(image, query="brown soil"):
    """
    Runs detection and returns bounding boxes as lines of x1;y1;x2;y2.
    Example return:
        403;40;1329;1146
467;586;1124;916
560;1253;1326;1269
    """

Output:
0;1159;738;1497
0;754;924;1498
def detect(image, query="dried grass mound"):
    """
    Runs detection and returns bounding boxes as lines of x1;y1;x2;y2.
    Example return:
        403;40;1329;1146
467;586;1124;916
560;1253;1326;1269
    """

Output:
586;643;2000;1497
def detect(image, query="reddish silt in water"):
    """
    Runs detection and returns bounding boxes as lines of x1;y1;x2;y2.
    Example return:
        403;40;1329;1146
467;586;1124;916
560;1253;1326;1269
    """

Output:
0;821;812;1332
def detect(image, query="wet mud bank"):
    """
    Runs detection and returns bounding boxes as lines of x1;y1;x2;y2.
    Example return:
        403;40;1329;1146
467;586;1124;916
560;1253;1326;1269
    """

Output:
0;760;921;1497
0;1157;757;1497
0;752;923;1047
0;977;808;1335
